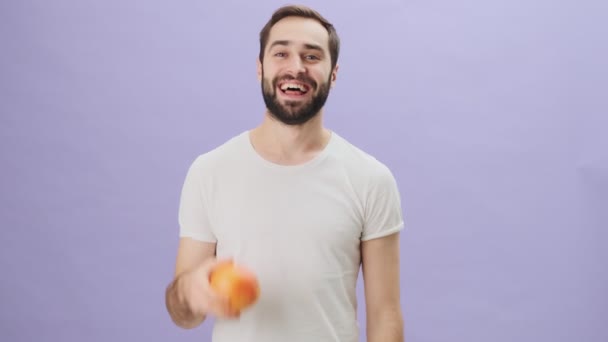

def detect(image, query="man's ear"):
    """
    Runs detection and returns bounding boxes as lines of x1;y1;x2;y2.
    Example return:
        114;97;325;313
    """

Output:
256;58;262;82
330;64;339;88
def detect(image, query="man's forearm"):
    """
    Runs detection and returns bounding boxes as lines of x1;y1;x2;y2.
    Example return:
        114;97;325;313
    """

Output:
165;276;206;329
367;310;404;342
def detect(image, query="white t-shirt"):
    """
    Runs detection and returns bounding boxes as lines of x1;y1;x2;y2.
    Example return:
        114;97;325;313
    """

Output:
178;130;404;342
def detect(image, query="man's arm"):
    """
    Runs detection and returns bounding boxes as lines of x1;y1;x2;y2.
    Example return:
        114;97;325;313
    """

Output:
361;232;404;342
165;237;218;329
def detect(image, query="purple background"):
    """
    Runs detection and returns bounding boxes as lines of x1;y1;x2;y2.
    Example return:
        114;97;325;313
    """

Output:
1;0;606;341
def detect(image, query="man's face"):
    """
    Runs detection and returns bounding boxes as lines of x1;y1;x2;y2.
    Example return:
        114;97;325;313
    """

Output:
258;17;338;126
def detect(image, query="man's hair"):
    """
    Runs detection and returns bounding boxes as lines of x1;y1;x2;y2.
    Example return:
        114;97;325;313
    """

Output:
259;5;340;69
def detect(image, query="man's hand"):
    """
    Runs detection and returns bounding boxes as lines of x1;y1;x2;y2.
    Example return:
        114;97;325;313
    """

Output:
165;239;239;329
176;258;240;322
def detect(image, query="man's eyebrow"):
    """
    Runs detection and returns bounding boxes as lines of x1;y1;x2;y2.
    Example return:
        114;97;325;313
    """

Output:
268;40;325;53
303;43;324;53
269;40;290;49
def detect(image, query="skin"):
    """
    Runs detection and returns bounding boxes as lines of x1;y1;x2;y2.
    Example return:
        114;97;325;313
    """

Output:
252;16;338;165
362;233;404;341
165;240;238;329
165;16;404;342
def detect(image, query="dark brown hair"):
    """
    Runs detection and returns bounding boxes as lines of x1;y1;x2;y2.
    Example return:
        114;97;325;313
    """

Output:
259;5;340;69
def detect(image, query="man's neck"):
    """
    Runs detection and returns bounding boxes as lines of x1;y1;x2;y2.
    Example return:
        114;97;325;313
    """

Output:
249;111;331;166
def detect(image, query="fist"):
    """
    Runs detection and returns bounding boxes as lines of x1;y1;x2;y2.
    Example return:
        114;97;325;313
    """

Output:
209;260;260;312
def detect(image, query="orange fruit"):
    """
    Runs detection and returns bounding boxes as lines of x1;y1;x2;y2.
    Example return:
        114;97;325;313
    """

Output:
209;260;260;312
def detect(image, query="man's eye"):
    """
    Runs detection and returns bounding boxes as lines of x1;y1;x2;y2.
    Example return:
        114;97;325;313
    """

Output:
274;52;286;57
305;55;319;60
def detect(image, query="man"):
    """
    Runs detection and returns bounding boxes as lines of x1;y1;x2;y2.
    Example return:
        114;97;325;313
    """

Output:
165;5;405;342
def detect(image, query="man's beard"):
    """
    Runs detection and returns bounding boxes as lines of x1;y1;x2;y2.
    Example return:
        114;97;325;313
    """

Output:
261;71;331;126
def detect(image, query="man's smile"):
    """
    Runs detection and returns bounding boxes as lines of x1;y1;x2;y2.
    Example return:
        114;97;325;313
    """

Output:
277;80;312;99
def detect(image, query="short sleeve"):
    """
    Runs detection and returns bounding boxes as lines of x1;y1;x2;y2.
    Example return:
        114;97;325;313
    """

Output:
177;157;217;242
361;165;405;241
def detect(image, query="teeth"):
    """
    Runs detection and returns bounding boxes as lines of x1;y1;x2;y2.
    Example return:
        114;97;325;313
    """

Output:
280;83;306;91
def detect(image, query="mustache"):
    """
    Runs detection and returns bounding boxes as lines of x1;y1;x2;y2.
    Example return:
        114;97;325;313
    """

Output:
273;74;317;89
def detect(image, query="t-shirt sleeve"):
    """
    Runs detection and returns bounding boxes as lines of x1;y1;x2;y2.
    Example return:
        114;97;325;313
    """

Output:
361;165;405;241
177;157;217;242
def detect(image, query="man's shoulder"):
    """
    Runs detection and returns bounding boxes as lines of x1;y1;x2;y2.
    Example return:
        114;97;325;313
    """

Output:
188;131;249;172
329;132;402;211
330;132;394;179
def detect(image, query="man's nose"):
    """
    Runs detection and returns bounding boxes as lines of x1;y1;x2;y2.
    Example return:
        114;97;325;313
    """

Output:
286;56;306;75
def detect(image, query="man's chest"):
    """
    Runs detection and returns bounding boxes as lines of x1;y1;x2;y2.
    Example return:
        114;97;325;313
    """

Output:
205;170;365;311
208;172;364;249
